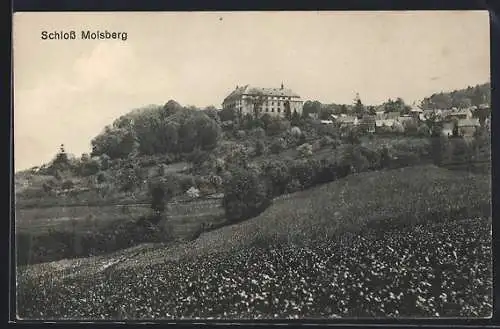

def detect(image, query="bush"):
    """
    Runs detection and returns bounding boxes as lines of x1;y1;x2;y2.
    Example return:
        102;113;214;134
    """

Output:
61;180;74;190
223;167;272;223
270;138;287;154
255;140;267;156
235;130;247;139
251;127;266;139
297;143;313;157
285;179;303;193
149;180;167;219
263;160;292;196
290;126;302;138
266;118;291;136
96;172;108;184
186;186;200;199
320;136;335;147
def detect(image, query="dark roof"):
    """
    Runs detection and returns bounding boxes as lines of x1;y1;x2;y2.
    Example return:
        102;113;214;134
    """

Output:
224;84;301;101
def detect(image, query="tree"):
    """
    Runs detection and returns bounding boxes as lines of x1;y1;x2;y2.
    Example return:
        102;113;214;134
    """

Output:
223;167;272;223
291;110;301;126
150;182;167;220
353;93;365;117
339;104;349;114
247;91;266;119
219;108;236;122
255;140;267;156
284;101;292;120
302;100;322;118
53;144;69;168
297;143;313;157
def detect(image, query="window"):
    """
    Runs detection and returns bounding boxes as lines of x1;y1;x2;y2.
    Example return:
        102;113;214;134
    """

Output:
277;108;281;113
271;108;275;112
266;108;269;112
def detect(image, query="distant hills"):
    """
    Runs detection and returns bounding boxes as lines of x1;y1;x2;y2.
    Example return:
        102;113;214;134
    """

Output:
420;82;490;110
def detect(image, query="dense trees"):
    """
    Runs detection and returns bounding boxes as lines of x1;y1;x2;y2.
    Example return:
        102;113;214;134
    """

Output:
383;98;411;114
91;102;222;159
420;83;490;110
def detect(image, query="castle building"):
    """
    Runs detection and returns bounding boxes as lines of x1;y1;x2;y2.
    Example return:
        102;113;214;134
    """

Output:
222;83;303;117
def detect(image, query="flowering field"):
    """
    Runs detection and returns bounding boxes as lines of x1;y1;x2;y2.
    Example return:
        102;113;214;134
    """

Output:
17;218;491;319
17;165;492;319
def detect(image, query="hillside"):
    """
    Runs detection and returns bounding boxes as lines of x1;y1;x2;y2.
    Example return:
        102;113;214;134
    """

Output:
18;165;492;319
420;82;491;110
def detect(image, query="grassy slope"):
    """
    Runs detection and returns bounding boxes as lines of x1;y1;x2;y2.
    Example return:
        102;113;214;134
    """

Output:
20;164;490;276
17;164;492;319
141;164;487;267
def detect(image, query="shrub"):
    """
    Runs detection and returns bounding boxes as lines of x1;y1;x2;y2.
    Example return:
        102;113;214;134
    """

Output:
297;143;313;157
186;186;200;199
251;127;266;139
99;154;111;170
61;180;74;190
270;138;287;154
285;179;303;193
320;136;335;147
290;126;302;138
417;123;431;137
266;118;291;136
263;160;292;196
149;181;167;219
255;140;267;156
223;167;272;223
96;171;108;184
235;130;247;139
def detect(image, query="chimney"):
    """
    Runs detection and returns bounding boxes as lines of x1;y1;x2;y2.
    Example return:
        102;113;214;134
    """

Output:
281;82;284;90
236;85;239;89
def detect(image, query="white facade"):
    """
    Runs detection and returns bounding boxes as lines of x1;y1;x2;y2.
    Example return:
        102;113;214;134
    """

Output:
222;84;303;118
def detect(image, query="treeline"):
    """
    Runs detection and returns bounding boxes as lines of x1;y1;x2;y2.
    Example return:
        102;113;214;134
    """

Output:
300;82;490;120
222;140;431;225
420;83;491;110
91;100;222;159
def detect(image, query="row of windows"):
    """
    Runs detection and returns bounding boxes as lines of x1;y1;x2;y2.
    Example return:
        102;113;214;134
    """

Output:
246;96;293;101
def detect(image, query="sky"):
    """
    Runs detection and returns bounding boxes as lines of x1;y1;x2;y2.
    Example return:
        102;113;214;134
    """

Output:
13;11;490;171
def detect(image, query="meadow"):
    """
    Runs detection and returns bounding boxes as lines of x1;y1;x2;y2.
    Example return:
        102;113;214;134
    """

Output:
17;165;492;319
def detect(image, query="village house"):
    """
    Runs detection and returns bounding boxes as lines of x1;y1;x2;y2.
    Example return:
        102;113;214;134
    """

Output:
422;109;443;122
457;118;480;137
335;115;359;127
375;111;399;127
222;83;303;117
446;107;473;121
398;114;414;124
359;115;376;133
409;106;423;119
